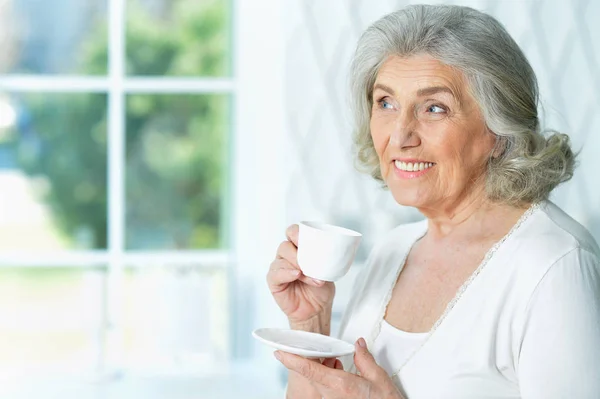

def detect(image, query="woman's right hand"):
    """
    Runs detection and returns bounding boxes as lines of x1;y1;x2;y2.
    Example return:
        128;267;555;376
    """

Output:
267;224;335;331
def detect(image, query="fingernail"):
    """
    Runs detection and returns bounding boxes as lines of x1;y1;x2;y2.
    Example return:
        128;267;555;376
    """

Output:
289;269;300;275
312;278;324;285
357;338;367;348
274;351;282;361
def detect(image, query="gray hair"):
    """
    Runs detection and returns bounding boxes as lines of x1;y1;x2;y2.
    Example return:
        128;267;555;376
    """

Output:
350;4;575;206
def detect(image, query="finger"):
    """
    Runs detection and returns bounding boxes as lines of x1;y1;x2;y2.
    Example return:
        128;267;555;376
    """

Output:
276;240;299;266
334;359;343;370
298;273;326;287
275;351;343;388
285;224;299;247
322;358;336;368
267;259;324;289
267;260;301;291
353;338;386;382
274;242;326;287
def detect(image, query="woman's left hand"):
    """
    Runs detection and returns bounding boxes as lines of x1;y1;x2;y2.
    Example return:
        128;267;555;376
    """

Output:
275;338;406;399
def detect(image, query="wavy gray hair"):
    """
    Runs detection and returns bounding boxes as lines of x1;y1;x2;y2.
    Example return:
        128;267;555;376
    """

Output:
350;4;575;206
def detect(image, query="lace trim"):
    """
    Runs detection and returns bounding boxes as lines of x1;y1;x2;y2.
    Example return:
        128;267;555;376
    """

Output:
368;202;541;379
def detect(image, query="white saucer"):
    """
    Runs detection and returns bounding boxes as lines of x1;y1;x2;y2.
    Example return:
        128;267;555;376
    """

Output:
252;328;355;359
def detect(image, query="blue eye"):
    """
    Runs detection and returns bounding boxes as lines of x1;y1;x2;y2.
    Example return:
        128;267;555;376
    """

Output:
378;99;393;109
427;104;446;113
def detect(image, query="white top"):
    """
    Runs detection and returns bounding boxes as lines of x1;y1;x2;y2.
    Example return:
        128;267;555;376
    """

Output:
337;201;600;398
370;320;427;376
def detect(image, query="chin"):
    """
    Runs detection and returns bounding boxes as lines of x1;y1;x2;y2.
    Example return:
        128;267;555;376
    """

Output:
387;182;426;208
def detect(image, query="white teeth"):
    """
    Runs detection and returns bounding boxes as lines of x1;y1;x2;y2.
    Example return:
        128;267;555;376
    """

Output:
394;160;435;172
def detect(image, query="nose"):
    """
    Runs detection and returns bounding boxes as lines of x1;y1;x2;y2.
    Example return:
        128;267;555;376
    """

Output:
390;108;419;148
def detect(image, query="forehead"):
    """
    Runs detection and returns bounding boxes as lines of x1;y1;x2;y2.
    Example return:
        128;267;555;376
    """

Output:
374;54;467;96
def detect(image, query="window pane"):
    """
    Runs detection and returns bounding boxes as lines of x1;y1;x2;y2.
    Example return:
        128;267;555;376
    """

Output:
0;93;108;250
0;0;108;75
126;0;231;77
121;265;228;372
0;267;106;376
125;94;229;250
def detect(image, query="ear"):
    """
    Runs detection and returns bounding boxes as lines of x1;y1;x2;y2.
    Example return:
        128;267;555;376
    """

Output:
491;134;506;159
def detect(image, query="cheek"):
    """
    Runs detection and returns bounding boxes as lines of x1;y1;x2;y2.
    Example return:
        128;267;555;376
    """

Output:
369;118;388;157
432;129;491;176
428;121;468;155
458;130;495;167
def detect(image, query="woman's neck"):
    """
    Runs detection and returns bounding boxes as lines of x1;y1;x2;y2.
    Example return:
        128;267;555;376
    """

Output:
419;195;530;242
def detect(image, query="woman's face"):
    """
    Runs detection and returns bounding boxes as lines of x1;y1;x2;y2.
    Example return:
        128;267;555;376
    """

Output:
370;54;497;213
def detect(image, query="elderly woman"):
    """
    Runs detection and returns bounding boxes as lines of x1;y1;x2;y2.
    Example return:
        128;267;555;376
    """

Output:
266;4;600;399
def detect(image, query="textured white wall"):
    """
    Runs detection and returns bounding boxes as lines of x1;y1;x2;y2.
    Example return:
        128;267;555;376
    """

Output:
282;0;600;256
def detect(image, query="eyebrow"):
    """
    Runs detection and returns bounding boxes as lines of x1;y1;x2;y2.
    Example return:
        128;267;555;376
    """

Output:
417;86;455;97
373;83;396;95
372;83;456;98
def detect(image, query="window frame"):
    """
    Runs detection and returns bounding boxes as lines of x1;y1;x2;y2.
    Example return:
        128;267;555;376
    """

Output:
0;0;257;377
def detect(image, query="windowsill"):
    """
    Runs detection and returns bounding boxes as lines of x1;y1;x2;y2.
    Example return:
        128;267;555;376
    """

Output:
0;361;285;399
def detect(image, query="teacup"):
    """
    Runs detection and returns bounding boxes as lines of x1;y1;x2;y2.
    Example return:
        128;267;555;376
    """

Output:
297;221;362;282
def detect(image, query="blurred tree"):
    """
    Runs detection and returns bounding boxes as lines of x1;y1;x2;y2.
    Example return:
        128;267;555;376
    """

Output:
14;0;229;249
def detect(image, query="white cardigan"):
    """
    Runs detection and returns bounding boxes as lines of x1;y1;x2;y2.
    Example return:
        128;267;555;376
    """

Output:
337;200;600;398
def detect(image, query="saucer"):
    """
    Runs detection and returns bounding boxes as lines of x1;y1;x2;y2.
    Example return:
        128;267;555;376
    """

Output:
252;328;355;358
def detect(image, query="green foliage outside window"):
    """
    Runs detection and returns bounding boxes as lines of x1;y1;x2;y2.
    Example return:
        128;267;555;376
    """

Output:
13;0;230;249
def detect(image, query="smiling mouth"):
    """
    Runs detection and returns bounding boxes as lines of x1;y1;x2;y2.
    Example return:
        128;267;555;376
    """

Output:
394;160;435;172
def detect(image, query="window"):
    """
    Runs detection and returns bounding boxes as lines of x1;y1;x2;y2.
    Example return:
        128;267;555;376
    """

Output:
0;0;235;379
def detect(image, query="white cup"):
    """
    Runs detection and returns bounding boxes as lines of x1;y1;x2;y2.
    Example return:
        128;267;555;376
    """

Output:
297;221;362;282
